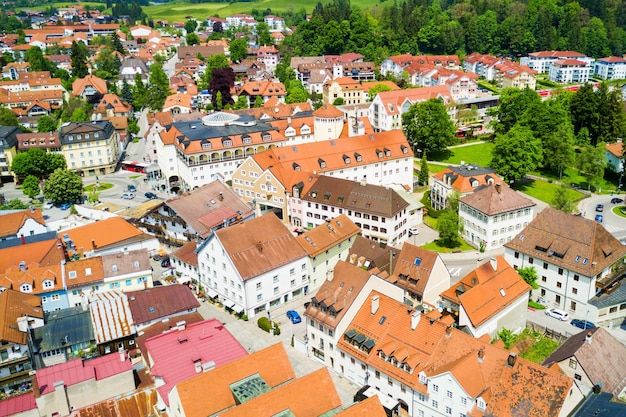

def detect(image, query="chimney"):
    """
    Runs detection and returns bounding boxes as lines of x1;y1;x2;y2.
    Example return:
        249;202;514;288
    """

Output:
118;347;126;362
411;310;421;330
218;192;224;201
506;352;517;367
585;332;593;344
91;239;97;250
176;320;186;331
495;183;502;193
478;347;485;363
445;326;452;338
194;361;202;373
349;253;357;265
20;234;26;245
489;257;497;271
371;295;379;315
53;380;70;416
256;241;263;252
29;371;40;398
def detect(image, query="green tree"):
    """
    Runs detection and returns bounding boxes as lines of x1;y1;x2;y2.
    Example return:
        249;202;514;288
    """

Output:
0;199;29;210
366;84;393;102
490;125;543;183
418;153;429;186
94;47;121;79
254;95;263;108
186;33;200;46
70;41;89;78
491;88;541;135
11;148;66;179
437;210;460;248
517;266;539;290
147;62;170;110
43;169;83;204
256;22;272;46
24;47;56;72
21;175;41;199
70;107;88;122
132;72;148;109
402;99;456;155
577;143;606;191
202;54;230;86
36;115;57;133
120;79;133;103
552;185;574;213
111;31;125;54
184;19;198;34
233;95;249;110
332;97;345;106
594;83;626;144
128;119;140;135
0;106;19;126
543;123;575;179
229;38;248;63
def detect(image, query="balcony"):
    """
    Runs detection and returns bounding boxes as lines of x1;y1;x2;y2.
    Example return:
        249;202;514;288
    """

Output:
596;265;626;291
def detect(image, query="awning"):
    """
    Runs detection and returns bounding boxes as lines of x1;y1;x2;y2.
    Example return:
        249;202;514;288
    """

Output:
177;275;191;285
205;288;218;299
223;300;236;309
363;386;399;411
234;305;245;314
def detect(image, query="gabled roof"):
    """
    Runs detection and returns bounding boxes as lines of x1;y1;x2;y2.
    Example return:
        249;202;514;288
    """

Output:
375;85;452;115
0;237;65;274
529;50;587;58
543;327;626;396
0;392;37;416
218;368;342;417
334;396;386;417
60;217;146;254
100;248;151;279
171;240;198;266
215;213;307;281
347;235;401;275
597;56;626;64
460;182;535;216
0;263;63;295
433;164;503;193
606;141;624;158
387;242;442;297
302;176;409;218
238;80;286;97
174;343;295;417
0;208;45;237
163;93;193;110
0;289;43;344
145;318;247;406
127;284;199;325
71;74;107;97
441;256;530;327
35;354;132;395
163;180;253;239
89;290;135;344
296;214;360;257
504;208;626;277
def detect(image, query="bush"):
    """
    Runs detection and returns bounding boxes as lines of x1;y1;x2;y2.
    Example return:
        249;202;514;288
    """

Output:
272;322;281;336
528;300;546;310
257;316;271;332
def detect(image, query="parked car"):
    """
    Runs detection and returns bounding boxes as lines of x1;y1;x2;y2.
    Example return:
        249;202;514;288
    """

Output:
408;227;419;236
58;203;71;210
152;254;164;262
595;204;604;212
121;192;136;200
545;308;569;321
128;184;137;192
43;201;54;210
611;197;623;204
595;214;603;223
571;319;596;329
286;310;301;324
145;192;157;199
161;258;171;268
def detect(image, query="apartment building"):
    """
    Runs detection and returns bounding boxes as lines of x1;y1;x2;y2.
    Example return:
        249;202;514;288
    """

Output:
520;50;594;73
59;120;121;176
548;59;593;84
430;164;503;211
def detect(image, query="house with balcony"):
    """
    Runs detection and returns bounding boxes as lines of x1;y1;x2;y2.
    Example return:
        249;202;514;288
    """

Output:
71;74;107;100
295;214;360;290
0;289;44;397
430;164;503;211
440;256;530;338
594;56;626;80
0;126;20;184
335;290;583;417
520;51;594;73
458;182;536;251
548;59;593;84
504;208;626;325
196;213;309;317
59;120;121;176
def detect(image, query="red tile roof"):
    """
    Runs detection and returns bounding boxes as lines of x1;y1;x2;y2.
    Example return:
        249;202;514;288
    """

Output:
0;289;43;344
60;217;145;253
0;208;45;237
145;318;247;405
127;284;200;325
606;141;623;158
0;237;65;274
0;392;37;416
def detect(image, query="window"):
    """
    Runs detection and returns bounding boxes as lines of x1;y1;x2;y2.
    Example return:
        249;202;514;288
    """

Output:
256;282;262;290
558;268;564;275
528;257;534;264
432;400;438;409
387;376;393;386
432;384;439;393
257;294;262;301
574;374;582;381
557;282;562;288
572;287;578;294
446;406;452;415
375;370;380;379
273;275;279;283
541;276;547;282
569;358;577;369
574;274;579;281
543;262;548;269
446;390;453;399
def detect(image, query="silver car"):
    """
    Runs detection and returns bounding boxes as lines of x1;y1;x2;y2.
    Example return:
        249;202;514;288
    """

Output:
121;192;136;200
545;308;569;321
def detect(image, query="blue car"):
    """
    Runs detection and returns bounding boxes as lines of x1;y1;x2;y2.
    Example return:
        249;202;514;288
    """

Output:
286;310;301;324
595;214;603;223
571;319;596;329
58;203;71;210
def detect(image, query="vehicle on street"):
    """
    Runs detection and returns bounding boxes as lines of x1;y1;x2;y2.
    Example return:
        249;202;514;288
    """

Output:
43;201;54;210
121;192;136;199
152;254;164;262
545;308;569;321
145;192;157;199
58;203;71;210
286;310;301;324
161;258;171;268
611;197;624;204
408;227;419;236
595;204;604;212
595;214;603;223
571;319;596;329
128;184;137;192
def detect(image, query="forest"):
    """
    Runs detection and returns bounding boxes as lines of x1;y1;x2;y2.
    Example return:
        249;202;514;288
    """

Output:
280;0;626;63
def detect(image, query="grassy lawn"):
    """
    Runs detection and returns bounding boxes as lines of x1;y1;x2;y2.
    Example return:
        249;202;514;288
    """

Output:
429;142;495;167
614;206;626;218
515;329;561;364
512;179;584;205
532;167;618;193
84;183;113;192
426;163;448;174
421;215;475;253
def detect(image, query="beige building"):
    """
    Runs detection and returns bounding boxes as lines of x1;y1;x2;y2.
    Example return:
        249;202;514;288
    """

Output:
59;120;121;176
322;76;365;105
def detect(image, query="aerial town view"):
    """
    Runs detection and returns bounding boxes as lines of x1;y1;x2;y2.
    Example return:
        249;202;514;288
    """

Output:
1;0;626;416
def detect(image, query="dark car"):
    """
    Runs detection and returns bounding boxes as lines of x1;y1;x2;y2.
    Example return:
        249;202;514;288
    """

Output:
595;204;604;212
161;258;171;268
595;214;603;223
611;197;624;204
286;310;301;324
58;203;72;210
145;192;157;199
571;319;596;329
128;184;137;192
152;254;164;262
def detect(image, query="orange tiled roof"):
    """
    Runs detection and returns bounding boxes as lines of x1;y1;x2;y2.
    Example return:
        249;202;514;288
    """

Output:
163;93;193;110
296;214;360;257
433;165;503;194
606;141;624;158
334;396;386;417
72;74;107;97
0;289;42;344
63;256;105;289
459;182;535;216
238;80;285;97
0;263;63;295
0;238;65;274
376;86;452;115
313;103;343;118
60;217;144;253
0;208;45;237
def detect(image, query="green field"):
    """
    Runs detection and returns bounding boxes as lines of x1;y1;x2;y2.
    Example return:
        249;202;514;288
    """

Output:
512;179;584;205
429;142;495;167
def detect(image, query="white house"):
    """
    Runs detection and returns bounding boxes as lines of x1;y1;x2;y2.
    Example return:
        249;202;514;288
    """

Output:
520;51;594;73
504;208;626;325
458;182;536;251
605;141;623;173
0;209;48;242
548;59;593;84
594;56;626;80
430;164;504;211
196;213;309;318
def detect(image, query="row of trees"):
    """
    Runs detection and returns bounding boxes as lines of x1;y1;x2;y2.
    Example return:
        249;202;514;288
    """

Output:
280;0;626;63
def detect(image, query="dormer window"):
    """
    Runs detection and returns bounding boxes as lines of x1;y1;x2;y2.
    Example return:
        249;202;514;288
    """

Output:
67;135;73;141
262;133;272;142
112;265;118;272
222;137;232;146
242;135;252;144
376;149;383;158
318;158;326;169
400;145;408;154
419;371;428;385
202;141;211;150
43;280;54;288
354;152;362;162
383;147;391;157
68;271;77;278
343;154;351;164
292;162;301;171
85;134;90;139
94;132;99;138
477;398;486;410
20;284;32;293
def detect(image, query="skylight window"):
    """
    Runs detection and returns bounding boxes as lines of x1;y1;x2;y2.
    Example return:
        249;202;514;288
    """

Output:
575;256;581;262
582;258;588;265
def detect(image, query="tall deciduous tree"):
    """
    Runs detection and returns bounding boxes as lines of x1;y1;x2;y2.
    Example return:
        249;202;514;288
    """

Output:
43;169;83;204
402;99;456;155
437;210;461;248
0;106;19;126
70;41;89;78
21;175;40;199
577;143;606;191
11;148;66;179
543;123;575;179
36;115;57;132
256;22;272;46
147;62;169;110
491;88;541;135
490;125;543;183
210;67;235;109
203;54;230;86
552;185;574;213
132;72;148;109
517;266;539;290
229;38;248;63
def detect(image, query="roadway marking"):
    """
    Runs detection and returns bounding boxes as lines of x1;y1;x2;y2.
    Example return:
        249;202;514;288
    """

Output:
448;267;462;277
